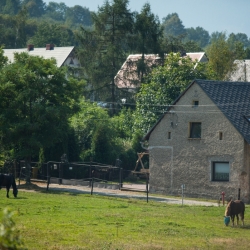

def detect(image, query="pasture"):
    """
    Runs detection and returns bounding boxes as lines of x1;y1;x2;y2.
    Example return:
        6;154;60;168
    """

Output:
1;185;250;250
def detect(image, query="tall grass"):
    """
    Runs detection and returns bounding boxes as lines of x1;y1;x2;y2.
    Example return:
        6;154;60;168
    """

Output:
1;187;250;250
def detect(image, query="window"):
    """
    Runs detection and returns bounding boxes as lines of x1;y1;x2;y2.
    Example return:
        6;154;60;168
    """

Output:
189;122;201;138
212;162;229;181
168;132;171;139
219;132;223;140
192;100;199;107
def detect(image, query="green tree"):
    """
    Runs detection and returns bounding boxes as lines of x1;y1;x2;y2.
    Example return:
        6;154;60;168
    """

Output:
1;0;21;15
70;99;110;160
21;0;46;18
133;3;163;82
162;13;186;37
227;32;249;49
183;40;203;52
44;1;68;22
0;47;8;67
65;5;92;28
76;0;134;113
0;52;84;182
206;36;234;80
30;21;75;47
185;26;210;48
0;208;24;250
134;53;216;133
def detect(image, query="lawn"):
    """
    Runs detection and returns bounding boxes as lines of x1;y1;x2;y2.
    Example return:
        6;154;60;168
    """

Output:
1;185;250;250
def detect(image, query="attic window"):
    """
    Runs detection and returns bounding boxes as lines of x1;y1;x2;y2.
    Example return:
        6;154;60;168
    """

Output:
69;58;74;65
192;100;199;107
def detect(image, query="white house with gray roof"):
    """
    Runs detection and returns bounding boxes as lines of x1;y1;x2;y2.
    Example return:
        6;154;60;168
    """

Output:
3;44;80;68
142;79;250;203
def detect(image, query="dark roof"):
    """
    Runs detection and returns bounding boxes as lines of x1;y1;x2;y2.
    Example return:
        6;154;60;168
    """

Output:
197;79;250;144
143;79;250;144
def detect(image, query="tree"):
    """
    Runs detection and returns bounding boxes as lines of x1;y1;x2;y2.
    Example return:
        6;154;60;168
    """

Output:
162;13;186;37
0;52;84;182
0;0;21;15
206;36;234;80
65;5;92;28
185;26;210;48
21;0;46;18
30;21;76;47
76;0;134;114
134;53;216;133
227;32;249;49
44;1;68;22
133;3;163;82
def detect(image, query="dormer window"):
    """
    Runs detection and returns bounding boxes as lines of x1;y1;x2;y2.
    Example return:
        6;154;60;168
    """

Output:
192;100;199;107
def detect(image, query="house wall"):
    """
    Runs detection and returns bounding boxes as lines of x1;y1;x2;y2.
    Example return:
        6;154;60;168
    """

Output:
148;83;250;202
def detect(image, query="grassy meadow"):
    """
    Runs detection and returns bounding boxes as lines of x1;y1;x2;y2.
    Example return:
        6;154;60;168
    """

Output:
0;184;250;250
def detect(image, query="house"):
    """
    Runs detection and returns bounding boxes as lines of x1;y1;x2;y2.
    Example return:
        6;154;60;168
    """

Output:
3;44;80;68
229;60;250;82
114;52;208;91
142;79;250;203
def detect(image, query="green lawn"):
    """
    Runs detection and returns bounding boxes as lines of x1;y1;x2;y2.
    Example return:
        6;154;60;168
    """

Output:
1;185;250;250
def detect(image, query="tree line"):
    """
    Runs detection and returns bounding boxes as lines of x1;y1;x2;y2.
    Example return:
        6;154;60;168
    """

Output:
0;0;248;178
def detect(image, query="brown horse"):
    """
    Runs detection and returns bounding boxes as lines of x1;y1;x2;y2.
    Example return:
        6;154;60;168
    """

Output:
224;200;245;226
0;174;18;198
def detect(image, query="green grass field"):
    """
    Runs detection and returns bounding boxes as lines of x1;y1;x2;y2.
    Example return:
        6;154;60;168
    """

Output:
1;185;250;250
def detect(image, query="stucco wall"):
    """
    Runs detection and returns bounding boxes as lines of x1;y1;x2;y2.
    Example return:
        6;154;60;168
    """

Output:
148;82;250;202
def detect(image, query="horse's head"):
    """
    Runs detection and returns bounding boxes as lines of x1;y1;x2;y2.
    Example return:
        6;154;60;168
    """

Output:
224;200;233;217
224;216;230;226
13;188;18;198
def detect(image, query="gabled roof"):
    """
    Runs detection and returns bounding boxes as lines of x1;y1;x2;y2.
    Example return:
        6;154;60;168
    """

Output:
143;79;250;144
115;52;208;89
3;45;75;67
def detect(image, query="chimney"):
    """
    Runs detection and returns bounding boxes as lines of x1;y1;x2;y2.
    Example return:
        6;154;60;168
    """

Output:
46;44;54;50
27;44;34;51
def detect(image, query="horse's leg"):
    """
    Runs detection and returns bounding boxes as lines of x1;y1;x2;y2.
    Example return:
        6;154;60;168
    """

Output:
6;187;9;198
231;215;235;226
240;212;244;225
236;214;239;225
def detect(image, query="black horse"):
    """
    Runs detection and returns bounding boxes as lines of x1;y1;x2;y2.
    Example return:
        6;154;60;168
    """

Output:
0;174;18;198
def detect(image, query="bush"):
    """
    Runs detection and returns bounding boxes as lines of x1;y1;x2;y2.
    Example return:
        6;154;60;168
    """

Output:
0;207;25;250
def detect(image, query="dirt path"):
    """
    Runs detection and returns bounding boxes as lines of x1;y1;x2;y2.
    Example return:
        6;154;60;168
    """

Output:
17;181;218;206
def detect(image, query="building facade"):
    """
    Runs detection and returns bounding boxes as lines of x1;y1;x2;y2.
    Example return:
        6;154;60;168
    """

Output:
143;80;250;203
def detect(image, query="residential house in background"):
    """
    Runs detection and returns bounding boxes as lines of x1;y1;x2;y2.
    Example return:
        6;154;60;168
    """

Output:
3;44;80;68
142;79;250;203
114;52;208;91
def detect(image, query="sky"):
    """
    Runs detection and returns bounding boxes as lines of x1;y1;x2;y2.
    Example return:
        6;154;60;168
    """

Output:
43;0;250;37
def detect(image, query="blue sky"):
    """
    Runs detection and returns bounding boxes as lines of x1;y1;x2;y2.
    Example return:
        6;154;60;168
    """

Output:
43;0;250;37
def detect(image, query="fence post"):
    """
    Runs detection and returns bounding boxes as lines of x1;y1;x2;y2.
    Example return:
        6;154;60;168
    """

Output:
119;167;123;189
238;188;241;200
146;173;149;203
221;191;225;206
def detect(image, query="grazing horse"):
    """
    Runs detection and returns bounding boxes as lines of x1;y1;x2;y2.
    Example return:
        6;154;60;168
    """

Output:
0;174;18;198
224;200;245;226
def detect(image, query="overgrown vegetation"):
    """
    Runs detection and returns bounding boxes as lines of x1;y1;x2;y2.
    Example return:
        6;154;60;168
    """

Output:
1;0;250;170
1;189;250;249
